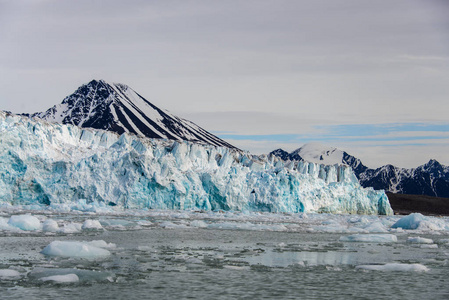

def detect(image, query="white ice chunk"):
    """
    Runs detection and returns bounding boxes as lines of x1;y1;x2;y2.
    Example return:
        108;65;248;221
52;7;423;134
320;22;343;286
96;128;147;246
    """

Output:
29;267;114;283
208;221;288;231
223;265;251;271
158;221;189;229
420;244;438;249
356;263;429;272
136;220;153;226
8;214;41;231
407;237;434;244
59;223;82;233
391;213;425;230
190;220;208;228
82;220;103;230
363;221;388;233
87;240;116;249
0;269;21;277
40;273;79;283
41;241;111;259
0;217;16;231
438;238;449;244
43;219;59;232
339;234;397;243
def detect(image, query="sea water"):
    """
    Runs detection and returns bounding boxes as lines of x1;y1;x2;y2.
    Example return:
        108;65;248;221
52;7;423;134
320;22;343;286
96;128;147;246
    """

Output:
0;209;448;299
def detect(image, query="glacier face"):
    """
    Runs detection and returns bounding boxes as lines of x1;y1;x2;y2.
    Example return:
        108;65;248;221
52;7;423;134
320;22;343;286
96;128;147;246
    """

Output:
0;112;393;215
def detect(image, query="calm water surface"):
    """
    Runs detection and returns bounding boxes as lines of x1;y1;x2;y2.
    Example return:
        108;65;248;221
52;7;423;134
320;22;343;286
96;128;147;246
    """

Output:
1;217;448;299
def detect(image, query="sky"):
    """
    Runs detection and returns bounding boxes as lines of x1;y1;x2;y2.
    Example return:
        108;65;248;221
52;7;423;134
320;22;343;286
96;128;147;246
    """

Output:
1;0;448;168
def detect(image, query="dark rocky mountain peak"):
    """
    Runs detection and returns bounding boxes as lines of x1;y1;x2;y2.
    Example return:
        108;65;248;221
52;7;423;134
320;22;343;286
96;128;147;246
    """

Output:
30;80;238;150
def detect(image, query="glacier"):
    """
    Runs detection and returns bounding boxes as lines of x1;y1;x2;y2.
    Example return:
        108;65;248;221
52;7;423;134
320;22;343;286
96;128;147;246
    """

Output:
0;111;392;215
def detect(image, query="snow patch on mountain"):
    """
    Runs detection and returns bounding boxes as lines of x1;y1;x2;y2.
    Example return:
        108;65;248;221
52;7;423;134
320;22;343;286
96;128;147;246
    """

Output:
290;143;344;165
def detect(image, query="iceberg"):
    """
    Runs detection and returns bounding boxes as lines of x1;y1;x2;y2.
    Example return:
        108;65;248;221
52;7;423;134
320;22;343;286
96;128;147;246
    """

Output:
391;213;425;230
0;112;392;215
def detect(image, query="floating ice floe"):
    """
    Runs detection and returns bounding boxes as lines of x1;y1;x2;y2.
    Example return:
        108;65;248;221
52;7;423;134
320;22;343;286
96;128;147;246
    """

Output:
391;213;448;231
40;274;79;283
190;220;208;228
29;267;114;283
86;240;116;249
7;214;41;231
407;237;434;244
391;213;426;230
207;221;288;231
0;269;21;278
363;221;388;233
158;221;189;229
420;244;438;249
82;220;103;230
59;223;83;234
356;263;429;272
41;240;112;259
42;219;59;232
339;234;397;243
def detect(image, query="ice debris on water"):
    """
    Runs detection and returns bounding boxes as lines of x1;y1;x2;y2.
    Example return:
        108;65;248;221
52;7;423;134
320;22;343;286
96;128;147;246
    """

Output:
0;112;392;215
356;263;429;272
407;237;434;244
82;220;103;230
391;213;448;231
0;269;21;278
7;214;41;231
391;213;426;230
29;267;114;283
40;273;79;283
42;219;59;232
339;234;398;243
41;241;112;259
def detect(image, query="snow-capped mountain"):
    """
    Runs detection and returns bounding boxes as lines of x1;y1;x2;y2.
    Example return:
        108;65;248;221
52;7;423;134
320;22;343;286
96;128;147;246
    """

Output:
0;111;392;215
270;143;449;198
28;80;237;149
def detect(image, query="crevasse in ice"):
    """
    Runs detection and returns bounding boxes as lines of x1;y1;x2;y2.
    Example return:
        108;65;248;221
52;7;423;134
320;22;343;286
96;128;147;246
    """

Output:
0;112;393;215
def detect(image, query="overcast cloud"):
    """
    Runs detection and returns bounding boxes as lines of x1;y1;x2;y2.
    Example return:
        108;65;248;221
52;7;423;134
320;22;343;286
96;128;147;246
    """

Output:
1;0;448;168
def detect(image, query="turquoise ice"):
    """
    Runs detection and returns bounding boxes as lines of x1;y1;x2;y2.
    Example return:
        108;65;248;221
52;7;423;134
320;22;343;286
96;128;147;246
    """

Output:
0;112;392;215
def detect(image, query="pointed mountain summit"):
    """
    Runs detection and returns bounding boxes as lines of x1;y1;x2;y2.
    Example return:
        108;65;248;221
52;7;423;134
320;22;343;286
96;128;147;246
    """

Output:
31;80;237;149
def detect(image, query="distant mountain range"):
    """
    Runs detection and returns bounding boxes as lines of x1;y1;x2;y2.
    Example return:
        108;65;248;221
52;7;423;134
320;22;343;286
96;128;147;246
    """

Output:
25;79;237;149
270;143;449;198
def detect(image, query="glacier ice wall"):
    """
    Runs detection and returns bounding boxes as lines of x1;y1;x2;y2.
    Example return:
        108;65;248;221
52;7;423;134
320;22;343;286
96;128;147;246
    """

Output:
0;112;393;215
